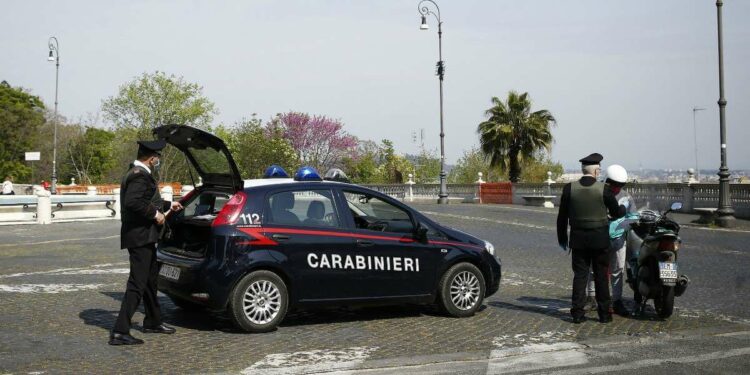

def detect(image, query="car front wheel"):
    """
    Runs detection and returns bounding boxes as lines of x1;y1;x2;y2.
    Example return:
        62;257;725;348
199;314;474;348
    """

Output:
229;270;288;333
438;262;486;317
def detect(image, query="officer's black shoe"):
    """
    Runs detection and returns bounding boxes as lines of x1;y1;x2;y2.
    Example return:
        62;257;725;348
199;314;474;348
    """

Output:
109;331;144;345
571;316;586;324
599;314;613;323
143;324;176;334
613;300;630;317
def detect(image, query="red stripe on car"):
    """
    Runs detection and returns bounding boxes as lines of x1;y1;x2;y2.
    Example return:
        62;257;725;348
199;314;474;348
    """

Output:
237;226;484;250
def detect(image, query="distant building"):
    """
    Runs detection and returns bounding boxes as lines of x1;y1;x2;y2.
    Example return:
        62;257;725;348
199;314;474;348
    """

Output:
558;173;583;182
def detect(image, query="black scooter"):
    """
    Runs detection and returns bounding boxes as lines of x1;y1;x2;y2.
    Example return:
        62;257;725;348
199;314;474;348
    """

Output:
626;202;689;319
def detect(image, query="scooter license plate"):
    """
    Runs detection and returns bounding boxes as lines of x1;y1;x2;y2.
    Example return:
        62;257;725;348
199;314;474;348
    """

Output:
659;262;678;280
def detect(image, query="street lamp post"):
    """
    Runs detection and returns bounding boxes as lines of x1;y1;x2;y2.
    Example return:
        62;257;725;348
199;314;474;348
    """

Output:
692;107;705;181
714;0;734;227
418;0;449;204
47;37;60;194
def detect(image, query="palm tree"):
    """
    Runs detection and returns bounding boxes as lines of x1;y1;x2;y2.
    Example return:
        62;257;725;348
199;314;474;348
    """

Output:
477;91;556;182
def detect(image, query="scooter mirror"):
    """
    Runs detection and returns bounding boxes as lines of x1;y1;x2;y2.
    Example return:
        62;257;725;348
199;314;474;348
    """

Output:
670;202;683;211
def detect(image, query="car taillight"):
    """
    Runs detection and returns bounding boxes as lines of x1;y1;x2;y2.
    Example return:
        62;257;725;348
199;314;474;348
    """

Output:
212;192;247;227
658;240;679;251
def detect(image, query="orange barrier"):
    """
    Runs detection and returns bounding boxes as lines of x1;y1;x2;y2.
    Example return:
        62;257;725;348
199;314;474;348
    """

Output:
56;182;182;195
479;182;513;204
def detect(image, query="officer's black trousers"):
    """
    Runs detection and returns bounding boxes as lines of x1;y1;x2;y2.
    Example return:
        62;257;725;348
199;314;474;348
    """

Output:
113;244;162;334
571;247;611;319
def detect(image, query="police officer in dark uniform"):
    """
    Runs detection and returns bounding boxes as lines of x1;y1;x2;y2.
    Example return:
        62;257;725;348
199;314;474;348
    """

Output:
109;140;183;345
557;153;625;324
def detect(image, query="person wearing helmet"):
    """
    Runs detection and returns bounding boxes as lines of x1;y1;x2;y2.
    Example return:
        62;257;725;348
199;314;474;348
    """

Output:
557;153;627;324
585;164;637;316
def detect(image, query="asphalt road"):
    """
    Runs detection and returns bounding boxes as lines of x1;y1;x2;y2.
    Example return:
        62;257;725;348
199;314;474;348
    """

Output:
0;203;748;374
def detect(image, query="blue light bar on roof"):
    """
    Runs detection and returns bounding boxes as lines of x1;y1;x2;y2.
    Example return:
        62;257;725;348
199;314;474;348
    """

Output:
263;165;289;178
294;166;322;181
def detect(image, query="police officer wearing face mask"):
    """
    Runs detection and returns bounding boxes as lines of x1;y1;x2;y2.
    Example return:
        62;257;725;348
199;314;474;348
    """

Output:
557;153;626;324
110;140;183;345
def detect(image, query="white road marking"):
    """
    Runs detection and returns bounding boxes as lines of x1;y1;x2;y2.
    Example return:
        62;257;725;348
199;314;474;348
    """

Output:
424;209;750;234
541;346;750;374
0;235;119;248
677;308;750;326
487;342;588;374
492;330;577;349
0;283;113;293
55;268;130;275
489;348;588;374
473;205;556;214
683;225;750;234
242;346;378;375
0;263;128;279
421;211;554;230
716;330;750;337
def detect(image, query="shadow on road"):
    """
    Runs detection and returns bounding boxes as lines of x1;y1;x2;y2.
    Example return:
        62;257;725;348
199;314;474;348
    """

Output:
280;304;428;328
488;296;574;322
85;292;434;333
79;291;234;333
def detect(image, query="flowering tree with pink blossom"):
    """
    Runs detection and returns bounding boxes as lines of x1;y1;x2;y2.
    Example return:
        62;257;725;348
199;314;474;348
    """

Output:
269;112;358;172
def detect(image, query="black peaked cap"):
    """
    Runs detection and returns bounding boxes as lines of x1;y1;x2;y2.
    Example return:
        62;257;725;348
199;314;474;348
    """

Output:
579;153;603;166
137;140;167;155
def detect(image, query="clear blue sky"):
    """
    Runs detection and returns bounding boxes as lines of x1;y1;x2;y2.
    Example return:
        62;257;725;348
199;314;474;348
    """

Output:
1;0;748;170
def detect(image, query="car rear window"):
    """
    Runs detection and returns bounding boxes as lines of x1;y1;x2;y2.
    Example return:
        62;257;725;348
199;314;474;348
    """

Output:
265;189;340;228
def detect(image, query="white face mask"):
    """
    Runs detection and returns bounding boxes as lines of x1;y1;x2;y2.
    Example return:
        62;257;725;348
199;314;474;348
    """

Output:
152;157;161;171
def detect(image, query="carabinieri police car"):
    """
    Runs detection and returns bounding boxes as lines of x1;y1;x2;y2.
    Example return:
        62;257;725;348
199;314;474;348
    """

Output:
154;124;502;332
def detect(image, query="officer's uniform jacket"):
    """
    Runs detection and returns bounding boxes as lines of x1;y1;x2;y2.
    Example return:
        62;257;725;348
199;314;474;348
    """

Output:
556;175;624;250
120;163;170;249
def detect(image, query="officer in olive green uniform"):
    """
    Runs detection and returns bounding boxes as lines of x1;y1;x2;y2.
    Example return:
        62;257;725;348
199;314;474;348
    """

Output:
557;153;625;323
110;140;183;345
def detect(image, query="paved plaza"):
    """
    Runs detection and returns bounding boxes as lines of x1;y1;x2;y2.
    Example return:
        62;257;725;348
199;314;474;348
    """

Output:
1;203;749;374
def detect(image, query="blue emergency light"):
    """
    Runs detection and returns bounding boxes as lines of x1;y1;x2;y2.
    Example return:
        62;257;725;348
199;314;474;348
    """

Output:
294;166;322;181
263;165;289;178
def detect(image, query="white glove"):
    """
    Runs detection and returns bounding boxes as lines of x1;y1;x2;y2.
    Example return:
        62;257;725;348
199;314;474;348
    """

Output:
618;197;630;209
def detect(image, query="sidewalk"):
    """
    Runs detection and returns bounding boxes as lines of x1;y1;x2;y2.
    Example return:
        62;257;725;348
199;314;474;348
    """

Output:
668;212;750;231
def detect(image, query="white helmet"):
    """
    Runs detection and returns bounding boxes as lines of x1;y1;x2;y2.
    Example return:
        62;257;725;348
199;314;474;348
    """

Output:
606;164;628;184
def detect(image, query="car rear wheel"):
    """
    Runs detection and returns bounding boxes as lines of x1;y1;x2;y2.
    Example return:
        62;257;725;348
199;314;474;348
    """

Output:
229;270;288;333
437;262;485;317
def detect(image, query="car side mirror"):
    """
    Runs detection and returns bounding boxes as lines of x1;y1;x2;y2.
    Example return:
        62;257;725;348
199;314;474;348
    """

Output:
670;202;683;212
415;224;429;243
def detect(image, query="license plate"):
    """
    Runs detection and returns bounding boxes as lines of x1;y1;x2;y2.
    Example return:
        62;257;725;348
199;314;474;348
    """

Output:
159;264;181;281
659;262;678;280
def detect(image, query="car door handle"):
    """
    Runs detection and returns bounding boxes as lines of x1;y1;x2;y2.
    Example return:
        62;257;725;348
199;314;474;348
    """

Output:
271;234;291;241
356;239;374;247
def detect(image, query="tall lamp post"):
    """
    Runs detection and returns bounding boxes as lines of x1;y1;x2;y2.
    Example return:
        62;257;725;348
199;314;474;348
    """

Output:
47;37;60;194
692;107;705;181
418;0;449;204
714;0;735;227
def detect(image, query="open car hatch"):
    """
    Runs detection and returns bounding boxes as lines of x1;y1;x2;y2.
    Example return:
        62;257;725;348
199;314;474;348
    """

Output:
153;124;243;191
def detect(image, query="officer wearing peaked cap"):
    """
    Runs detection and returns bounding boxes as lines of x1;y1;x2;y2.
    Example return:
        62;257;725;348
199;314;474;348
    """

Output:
110;139;183;345
557;153;625;324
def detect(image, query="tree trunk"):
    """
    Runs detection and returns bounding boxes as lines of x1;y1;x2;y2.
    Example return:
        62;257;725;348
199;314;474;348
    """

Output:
508;149;521;183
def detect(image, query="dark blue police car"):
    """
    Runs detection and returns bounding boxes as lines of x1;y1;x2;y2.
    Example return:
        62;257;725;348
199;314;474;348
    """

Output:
154;125;502;332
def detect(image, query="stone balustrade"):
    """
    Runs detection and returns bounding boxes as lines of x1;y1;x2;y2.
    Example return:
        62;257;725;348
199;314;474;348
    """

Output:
2;179;749;224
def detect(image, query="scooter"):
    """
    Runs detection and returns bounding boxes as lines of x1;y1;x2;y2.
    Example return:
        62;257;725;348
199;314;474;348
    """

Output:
626;202;689;319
